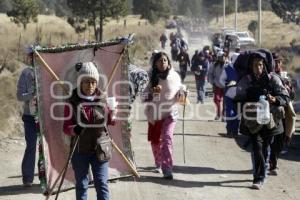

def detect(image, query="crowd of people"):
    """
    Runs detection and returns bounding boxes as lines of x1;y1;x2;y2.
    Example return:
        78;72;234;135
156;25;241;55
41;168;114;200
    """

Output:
151;31;297;190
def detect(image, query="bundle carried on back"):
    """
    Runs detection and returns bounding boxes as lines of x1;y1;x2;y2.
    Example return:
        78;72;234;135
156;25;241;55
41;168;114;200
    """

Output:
233;48;275;80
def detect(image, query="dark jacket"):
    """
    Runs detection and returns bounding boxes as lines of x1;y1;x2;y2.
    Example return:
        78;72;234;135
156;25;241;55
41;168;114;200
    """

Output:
191;58;209;81
177;52;190;67
64;88;112;154
236;73;289;136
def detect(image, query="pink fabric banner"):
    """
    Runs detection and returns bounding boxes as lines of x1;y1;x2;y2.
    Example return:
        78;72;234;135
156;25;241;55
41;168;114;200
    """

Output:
35;42;134;193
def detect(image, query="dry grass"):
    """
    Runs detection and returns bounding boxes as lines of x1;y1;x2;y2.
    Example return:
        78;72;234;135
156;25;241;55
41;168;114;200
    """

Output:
0;67;24;138
0;13;162;64
103;15;164;66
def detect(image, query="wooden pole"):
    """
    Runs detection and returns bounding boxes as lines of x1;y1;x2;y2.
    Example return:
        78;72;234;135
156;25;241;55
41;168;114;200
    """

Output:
182;92;187;164
258;0;262;47
235;0;238;31
223;0;226;28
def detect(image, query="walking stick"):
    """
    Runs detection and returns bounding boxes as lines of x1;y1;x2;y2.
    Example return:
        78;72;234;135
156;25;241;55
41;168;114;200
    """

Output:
54;136;79;200
34;48;139;200
182;88;188;164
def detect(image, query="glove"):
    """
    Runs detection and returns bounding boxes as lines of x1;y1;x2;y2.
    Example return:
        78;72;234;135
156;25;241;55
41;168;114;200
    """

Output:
74;125;84;135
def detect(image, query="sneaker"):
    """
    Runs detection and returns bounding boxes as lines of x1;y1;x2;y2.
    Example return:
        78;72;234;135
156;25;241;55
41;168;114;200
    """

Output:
163;170;173;180
197;100;204;104
23;182;32;187
214;116;220;120
269;168;278;176
227;132;233;138
163;173;173;180
154;167;162;174
251;181;263;190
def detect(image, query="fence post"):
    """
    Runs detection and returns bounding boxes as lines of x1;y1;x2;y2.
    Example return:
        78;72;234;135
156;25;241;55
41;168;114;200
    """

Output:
48;33;52;47
17;33;22;61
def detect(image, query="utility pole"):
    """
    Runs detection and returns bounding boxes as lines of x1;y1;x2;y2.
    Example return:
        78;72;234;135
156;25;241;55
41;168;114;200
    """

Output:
258;0;262;47
235;0;238;31
223;0;226;28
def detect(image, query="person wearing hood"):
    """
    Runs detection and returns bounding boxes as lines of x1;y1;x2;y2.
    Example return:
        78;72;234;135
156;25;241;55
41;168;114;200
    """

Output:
235;53;289;190
63;61;116;200
159;32;168;49
219;54;239;137
176;47;190;82
191;51;209;104
142;51;183;180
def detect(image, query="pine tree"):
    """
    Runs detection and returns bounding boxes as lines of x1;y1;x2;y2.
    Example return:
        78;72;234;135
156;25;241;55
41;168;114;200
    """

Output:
271;0;300;19
67;0;127;42
6;0;39;29
132;0;171;24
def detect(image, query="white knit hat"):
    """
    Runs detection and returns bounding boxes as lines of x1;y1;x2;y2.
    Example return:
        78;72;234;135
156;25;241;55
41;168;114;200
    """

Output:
77;62;99;83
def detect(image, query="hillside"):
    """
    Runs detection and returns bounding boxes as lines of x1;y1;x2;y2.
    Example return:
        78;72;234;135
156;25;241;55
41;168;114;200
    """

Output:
209;11;300;74
209;11;300;48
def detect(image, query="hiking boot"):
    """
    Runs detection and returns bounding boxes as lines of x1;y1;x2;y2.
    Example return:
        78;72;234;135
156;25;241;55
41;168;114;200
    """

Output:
269;168;278;176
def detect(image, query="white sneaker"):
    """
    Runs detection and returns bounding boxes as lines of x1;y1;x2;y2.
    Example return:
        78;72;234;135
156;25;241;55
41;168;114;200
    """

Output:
154;167;162;174
251;181;263;190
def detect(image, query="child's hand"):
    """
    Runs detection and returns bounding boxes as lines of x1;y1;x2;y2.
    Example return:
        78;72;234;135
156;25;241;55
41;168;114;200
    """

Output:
153;85;162;93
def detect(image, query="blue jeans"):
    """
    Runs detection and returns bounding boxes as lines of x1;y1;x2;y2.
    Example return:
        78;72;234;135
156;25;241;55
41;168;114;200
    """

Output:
179;65;188;81
195;78;206;103
21;115;37;184
71;153;109;200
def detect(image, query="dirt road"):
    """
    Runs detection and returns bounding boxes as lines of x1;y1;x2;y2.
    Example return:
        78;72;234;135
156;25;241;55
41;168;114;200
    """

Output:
1;71;300;200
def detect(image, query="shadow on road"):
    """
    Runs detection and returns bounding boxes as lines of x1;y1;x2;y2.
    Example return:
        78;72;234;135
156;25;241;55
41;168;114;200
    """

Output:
173;165;252;175
175;132;223;138
0;184;42;196
278;133;300;162
232;132;300;162
138;166;251;175
126;175;252;189
7;173;38;179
